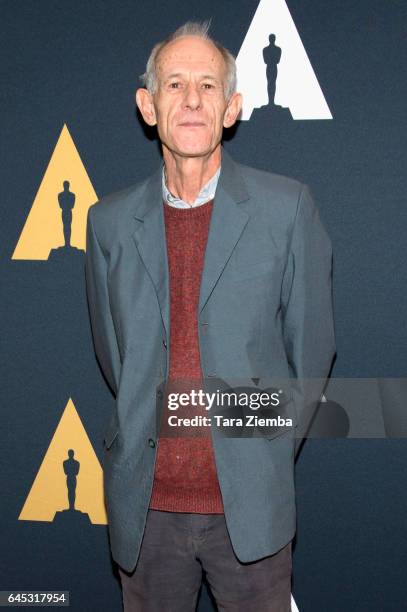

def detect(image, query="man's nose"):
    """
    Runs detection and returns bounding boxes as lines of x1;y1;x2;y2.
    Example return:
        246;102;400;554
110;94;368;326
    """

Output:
183;83;202;110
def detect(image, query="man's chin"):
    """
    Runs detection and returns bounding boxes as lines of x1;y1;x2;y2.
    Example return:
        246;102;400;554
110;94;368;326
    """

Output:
168;142;219;159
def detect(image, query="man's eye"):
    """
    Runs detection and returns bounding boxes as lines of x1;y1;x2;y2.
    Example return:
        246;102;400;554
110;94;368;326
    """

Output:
169;82;181;89
202;83;214;89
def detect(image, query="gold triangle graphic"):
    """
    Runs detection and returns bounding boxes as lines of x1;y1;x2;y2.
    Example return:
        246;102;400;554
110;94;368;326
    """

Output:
19;398;108;525
12;124;98;260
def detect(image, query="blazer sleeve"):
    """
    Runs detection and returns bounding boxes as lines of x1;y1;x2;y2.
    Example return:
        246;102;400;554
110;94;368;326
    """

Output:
281;184;336;455
85;205;121;396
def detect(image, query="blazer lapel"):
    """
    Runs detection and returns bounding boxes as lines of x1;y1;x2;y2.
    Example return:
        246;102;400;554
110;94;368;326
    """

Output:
131;148;251;337
198;148;250;313
132;164;171;336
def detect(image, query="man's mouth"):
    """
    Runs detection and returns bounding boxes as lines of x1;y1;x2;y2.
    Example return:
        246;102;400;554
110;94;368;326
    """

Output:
178;122;206;127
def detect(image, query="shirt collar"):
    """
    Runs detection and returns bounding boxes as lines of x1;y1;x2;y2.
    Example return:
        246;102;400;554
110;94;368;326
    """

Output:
162;165;221;209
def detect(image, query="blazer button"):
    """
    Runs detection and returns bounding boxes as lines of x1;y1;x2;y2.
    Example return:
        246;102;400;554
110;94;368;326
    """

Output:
148;438;156;448
162;339;167;349
157;389;163;399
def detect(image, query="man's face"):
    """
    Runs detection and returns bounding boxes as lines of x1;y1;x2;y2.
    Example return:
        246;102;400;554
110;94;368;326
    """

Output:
136;36;242;158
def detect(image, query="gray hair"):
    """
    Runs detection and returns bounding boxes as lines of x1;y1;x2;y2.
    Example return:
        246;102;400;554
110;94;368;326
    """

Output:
140;20;237;99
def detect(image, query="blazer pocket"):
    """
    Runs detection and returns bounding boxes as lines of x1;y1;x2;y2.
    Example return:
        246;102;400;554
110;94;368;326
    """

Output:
266;396;297;441
266;428;295;442
231;259;274;282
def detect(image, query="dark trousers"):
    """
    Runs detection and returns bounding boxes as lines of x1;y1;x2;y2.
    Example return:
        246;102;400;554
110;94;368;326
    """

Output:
118;509;292;611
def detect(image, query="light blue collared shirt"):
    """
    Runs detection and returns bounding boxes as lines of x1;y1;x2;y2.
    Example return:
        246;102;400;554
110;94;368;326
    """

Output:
162;166;221;208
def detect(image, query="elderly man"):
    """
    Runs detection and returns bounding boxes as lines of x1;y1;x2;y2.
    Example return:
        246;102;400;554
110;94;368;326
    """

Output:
85;20;335;612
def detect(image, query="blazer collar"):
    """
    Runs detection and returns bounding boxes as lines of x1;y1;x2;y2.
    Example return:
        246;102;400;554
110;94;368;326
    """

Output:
133;146;249;221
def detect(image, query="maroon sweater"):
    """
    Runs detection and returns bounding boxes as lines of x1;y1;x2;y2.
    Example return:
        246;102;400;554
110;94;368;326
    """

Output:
149;199;224;513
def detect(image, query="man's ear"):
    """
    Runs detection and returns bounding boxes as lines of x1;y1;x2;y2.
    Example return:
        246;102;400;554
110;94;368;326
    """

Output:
223;92;243;128
135;88;157;126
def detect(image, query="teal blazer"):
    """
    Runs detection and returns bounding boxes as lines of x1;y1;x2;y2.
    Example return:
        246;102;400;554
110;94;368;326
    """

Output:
85;147;336;572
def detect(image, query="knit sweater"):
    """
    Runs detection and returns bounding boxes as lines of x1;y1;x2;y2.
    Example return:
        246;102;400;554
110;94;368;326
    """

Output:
148;199;224;513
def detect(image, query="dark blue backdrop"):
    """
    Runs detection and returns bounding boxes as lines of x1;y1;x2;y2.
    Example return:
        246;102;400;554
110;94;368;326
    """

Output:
2;1;407;610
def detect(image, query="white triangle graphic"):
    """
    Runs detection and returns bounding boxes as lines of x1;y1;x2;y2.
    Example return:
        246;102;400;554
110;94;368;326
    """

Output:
291;593;300;611
236;0;333;120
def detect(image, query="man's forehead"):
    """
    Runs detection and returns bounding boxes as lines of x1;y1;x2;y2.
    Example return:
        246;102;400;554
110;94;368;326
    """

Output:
156;37;224;74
